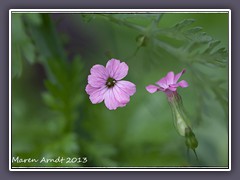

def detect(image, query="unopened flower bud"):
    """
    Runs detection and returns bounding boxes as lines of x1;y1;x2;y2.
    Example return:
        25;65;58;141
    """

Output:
185;127;198;150
167;91;189;136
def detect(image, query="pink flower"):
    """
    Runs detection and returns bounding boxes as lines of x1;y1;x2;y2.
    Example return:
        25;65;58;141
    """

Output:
86;58;136;110
146;69;188;94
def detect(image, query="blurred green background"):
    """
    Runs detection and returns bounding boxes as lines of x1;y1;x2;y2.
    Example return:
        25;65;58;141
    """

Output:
11;12;229;168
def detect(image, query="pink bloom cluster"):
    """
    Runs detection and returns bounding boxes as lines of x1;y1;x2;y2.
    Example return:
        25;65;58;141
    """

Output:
146;69;188;95
86;59;136;110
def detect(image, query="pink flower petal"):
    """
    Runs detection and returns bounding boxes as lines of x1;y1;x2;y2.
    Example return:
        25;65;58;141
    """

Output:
87;64;109;88
113;85;130;104
116;80;136;96
88;74;106;88
156;77;168;89
90;64;108;80
106;59;129;80
114;62;129;80
104;88;120;110
85;84;98;95
106;59;120;77
118;103;128;107
146;85;160;93
89;86;108;104
177;80;188;88
174;69;186;84
166;71;174;85
168;86;177;91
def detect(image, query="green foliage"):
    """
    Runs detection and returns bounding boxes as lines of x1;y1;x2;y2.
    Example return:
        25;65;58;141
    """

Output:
42;56;84;132
27;14;66;61
12;14;84;167
33;16;84;164
11;13;42;77
98;13;228;123
12;12;229;168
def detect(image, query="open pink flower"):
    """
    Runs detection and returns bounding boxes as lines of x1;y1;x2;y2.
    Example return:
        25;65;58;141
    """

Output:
146;69;188;94
86;58;136;110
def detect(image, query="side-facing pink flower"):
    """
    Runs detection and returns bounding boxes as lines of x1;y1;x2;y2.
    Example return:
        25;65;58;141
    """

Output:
86;58;136;110
146;69;188;95
145;69;198;154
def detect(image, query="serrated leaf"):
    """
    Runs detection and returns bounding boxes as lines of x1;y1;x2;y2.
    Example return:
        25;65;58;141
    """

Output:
172;19;195;31
184;31;213;43
186;27;203;34
203;40;221;54
213;48;228;63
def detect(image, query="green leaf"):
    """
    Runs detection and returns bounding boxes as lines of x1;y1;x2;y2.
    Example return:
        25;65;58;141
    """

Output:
11;13;39;77
172;19;196;31
185;26;203;34
22;42;36;64
12;13;27;42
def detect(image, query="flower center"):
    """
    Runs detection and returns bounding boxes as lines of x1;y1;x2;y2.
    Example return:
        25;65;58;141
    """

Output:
106;77;117;88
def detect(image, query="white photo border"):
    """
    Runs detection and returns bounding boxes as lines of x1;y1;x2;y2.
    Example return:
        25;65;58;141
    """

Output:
9;9;231;171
